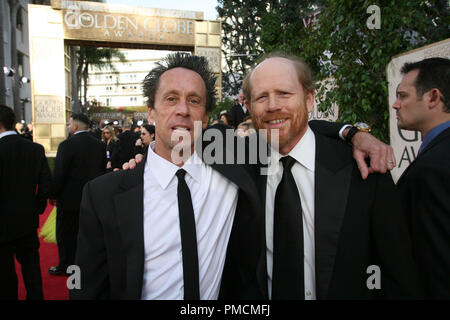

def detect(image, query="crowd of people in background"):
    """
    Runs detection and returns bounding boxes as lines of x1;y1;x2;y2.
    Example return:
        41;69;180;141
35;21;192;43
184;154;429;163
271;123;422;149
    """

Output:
210;90;257;137
14;122;33;141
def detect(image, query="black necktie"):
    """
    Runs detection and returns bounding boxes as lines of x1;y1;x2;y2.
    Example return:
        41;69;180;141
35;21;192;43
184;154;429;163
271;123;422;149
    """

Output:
176;169;200;300
272;156;304;300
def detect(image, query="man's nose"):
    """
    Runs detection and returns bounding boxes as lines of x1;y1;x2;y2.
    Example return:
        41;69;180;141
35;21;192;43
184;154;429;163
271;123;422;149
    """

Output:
392;98;400;110
175;99;189;116
268;95;282;112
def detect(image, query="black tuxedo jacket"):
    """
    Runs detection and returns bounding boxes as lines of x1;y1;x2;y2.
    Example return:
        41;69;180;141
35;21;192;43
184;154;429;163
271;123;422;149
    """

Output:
111;130;140;170
70;126;267;299
255;130;423;299
230;103;249;128
397;127;450;299
52;131;106;212
0;134;52;243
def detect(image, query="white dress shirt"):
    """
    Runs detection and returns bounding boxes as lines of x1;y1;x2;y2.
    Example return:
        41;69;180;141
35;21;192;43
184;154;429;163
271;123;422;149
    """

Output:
73;130;89;135
140;142;239;300
266;126;316;300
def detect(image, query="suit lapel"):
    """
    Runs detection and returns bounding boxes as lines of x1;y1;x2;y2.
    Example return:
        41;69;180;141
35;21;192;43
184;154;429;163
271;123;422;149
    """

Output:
314;133;353;299
211;162;267;296
203;128;266;296
114;159;146;299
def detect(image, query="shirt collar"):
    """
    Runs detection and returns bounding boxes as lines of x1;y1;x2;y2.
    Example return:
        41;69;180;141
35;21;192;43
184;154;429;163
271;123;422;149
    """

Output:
73;130;89;135
270;125;316;172
288;126;316;172
0;130;18;140
147;141;203;190
419;120;450;154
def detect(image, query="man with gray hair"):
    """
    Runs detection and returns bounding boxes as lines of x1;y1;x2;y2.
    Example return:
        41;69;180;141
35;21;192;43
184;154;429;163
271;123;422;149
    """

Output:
230;89;249;128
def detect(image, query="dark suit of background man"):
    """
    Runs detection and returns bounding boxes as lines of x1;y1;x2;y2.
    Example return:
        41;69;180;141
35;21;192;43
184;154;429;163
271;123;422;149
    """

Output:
230;89;249;128
393;57;450;299
0;105;52;300
243;54;422;299
111;122;139;170
49;113;106;276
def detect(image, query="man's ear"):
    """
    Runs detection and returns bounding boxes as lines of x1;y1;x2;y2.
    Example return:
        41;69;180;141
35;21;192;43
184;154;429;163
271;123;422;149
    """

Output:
306;91;315;113
427;88;443;109
147;107;154;122
245;100;251;111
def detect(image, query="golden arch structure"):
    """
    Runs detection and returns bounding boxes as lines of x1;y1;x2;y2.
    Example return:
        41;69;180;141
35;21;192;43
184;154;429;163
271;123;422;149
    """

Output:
29;0;222;156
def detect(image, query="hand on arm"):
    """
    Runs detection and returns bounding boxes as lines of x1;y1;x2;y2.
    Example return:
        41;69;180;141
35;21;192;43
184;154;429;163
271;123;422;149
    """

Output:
343;127;396;180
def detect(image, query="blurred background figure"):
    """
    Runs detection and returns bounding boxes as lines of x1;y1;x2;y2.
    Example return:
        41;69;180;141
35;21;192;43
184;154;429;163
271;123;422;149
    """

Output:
134;124;155;156
236;120;256;137
49;113;106;276
26;123;33;139
14;121;32;140
111;121;139;170
219;111;233;128
15;122;23;133
89;122;102;140
229;89;249;128
0;105;52;300
102;125;118;172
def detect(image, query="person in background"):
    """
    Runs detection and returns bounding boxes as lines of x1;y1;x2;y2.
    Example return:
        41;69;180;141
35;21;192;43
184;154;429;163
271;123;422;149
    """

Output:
102;125;118;172
392;57;450;299
0;105;52;300
134;124;155;156
230;89;249;128
111;121;140;170
236;121;256;137
219;112;233;127
49;113;106;276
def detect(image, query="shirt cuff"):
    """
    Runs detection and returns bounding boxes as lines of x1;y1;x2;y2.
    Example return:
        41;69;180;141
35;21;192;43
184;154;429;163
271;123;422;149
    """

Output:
339;124;352;141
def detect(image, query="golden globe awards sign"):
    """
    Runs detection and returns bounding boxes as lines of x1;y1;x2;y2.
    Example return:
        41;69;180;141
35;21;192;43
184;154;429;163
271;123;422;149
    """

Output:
387;38;450;183
52;0;201;46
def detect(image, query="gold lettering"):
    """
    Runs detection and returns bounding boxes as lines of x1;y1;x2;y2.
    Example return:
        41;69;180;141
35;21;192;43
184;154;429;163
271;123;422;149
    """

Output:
117;16;126;30
178;20;186;34
187;21;194;34
79;12;94;28
126;16;138;31
104;15;117;29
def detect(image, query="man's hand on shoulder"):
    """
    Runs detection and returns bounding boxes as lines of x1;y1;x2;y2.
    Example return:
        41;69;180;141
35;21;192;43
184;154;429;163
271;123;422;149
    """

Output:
122;153;144;171
344;128;396;180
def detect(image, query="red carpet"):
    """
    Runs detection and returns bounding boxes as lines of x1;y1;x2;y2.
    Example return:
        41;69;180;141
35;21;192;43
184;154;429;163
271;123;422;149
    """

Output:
14;204;69;300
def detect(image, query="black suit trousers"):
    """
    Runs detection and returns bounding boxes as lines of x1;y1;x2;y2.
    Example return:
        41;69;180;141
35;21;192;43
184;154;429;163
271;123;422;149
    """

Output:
56;207;79;269
0;231;43;300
